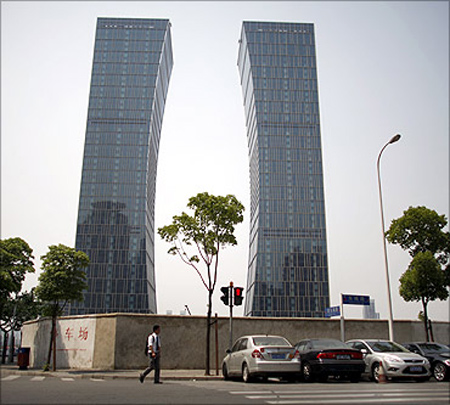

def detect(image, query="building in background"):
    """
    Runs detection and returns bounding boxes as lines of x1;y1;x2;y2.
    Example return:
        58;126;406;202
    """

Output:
68;17;173;314
237;21;329;317
363;299;381;319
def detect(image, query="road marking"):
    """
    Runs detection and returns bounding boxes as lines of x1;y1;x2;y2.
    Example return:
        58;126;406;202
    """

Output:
90;378;105;382
230;391;274;395
1;375;20;381
61;377;75;381
31;376;46;381
266;397;450;405
227;386;450;405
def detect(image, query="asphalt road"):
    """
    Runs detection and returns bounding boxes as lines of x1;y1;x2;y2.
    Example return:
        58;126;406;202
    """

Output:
1;375;449;404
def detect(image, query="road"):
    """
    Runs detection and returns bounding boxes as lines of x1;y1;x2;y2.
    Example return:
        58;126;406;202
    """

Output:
1;375;449;404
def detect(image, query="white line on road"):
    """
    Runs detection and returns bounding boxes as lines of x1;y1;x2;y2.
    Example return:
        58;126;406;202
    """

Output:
31;376;46;381
61;377;75;381
1;375;20;381
266;397;450;405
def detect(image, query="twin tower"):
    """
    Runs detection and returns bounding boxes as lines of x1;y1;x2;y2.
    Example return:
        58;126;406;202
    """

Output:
68;18;330;318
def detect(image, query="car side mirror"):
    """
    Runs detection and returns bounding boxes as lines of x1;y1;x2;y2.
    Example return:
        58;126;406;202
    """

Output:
360;349;368;356
226;349;231;354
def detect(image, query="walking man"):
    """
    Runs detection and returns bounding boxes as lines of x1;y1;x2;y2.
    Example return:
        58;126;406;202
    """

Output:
140;324;162;384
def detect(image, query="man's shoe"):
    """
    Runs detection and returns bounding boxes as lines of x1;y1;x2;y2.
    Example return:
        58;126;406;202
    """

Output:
139;373;144;383
154;381;163;384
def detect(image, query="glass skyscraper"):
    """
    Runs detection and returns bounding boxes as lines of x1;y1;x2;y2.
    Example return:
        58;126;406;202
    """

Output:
237;21;330;317
68;17;173;314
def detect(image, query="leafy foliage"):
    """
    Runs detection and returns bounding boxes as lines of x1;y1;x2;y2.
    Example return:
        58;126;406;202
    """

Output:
158;192;245;291
399;251;448;304
0;238;35;318
386;206;449;260
35;244;89;316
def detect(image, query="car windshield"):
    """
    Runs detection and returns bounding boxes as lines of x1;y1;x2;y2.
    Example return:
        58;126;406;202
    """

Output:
418;343;450;354
253;337;291;347
311;339;348;349
367;341;409;353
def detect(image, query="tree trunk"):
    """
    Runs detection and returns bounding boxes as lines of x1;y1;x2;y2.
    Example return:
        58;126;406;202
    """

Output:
8;330;15;363
205;289;213;375
422;298;429;342
2;331;8;364
46;316;56;371
428;319;434;342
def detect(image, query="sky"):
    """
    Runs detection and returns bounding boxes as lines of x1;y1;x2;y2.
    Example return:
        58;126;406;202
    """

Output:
1;1;449;323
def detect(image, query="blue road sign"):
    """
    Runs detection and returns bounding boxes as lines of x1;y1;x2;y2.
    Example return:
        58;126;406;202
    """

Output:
342;295;370;306
325;306;341;318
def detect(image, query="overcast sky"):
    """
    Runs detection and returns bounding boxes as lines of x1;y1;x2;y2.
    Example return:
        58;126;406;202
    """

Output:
2;1;449;323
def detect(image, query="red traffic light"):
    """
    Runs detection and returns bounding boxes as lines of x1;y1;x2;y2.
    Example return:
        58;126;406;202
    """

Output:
234;287;244;306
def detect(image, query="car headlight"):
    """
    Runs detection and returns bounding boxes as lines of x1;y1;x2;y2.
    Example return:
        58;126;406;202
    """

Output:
444;359;450;366
385;355;402;363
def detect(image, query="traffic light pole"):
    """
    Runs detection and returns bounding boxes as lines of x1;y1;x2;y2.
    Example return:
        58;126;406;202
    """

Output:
228;282;234;351
220;281;244;351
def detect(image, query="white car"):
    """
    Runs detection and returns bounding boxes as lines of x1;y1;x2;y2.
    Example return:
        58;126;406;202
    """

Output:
346;339;431;382
222;335;301;382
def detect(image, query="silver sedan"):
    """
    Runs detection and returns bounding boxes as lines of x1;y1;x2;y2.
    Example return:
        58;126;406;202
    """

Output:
222;335;301;382
346;339;431;382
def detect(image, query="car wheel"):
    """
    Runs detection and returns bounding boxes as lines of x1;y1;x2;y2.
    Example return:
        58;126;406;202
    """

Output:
433;362;448;382
242;363;252;383
371;363;381;383
222;363;230;380
302;362;315;382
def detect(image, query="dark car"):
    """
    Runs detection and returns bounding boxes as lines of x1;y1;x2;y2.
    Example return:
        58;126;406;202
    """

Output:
294;338;365;382
402;342;450;382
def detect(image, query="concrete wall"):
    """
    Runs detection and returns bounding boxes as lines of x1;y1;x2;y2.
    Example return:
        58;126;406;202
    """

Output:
22;314;450;370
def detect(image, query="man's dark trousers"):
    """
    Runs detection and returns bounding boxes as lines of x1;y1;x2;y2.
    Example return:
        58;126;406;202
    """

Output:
142;353;160;383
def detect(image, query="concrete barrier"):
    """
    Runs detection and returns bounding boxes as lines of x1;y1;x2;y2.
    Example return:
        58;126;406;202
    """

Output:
22;314;450;370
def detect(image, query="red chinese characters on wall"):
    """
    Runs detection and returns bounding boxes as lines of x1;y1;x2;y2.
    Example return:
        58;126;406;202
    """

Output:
63;326;89;341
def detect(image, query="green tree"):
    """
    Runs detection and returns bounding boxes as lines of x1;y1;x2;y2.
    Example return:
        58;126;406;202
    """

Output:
0;238;35;319
399;252;448;340
1;290;40;363
386;206;450;340
386;206;449;261
158;192;244;375
34;244;89;371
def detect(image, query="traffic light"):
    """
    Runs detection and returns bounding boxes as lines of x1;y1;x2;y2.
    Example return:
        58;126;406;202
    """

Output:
234;287;244;306
220;286;230;306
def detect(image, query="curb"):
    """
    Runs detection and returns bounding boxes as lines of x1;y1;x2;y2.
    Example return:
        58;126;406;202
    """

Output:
1;367;223;381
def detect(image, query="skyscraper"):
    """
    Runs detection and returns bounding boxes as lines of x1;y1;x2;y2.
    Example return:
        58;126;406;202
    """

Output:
68;17;173;314
237;21;329;317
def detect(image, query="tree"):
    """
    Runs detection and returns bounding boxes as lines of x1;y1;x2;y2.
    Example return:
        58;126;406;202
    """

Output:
0;237;35;363
386;206;450;340
1;290;40;363
399;251;448;341
386;206;449;262
158;192;244;375
0;238;35;320
34;244;89;371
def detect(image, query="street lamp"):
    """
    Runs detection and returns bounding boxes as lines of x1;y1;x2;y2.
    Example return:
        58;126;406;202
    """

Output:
377;133;401;341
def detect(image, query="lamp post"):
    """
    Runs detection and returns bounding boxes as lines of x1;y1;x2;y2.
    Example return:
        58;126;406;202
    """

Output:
377;134;401;341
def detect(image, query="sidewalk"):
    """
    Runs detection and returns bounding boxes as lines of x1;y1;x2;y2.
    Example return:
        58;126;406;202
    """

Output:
0;364;223;381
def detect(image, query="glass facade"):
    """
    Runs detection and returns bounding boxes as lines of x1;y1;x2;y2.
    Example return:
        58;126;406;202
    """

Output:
68;18;173;314
237;21;329;317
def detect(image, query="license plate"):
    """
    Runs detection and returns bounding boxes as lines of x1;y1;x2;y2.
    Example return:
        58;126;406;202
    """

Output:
271;353;286;360
410;366;422;372
336;355;351;360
